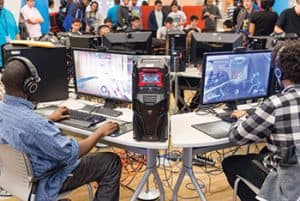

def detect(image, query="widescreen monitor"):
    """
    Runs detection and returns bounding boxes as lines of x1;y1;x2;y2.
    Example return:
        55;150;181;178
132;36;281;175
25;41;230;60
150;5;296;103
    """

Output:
190;32;243;64
73;49;134;102
201;50;272;105
103;32;152;54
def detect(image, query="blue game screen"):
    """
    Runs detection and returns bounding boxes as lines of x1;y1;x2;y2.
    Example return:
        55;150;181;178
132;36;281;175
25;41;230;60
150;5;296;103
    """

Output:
202;51;272;104
73;50;134;102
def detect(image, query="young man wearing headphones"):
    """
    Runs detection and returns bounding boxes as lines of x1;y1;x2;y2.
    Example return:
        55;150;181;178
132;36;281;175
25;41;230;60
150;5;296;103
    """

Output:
222;40;300;201
0;57;121;201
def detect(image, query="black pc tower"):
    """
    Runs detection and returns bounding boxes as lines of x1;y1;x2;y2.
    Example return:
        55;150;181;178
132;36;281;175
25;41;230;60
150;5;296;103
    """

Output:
2;44;68;102
190;32;243;64
132;56;169;142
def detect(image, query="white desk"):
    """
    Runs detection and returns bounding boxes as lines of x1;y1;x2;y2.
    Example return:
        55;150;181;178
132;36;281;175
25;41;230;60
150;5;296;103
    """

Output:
174;67;201;79
171;112;233;201
38;99;168;201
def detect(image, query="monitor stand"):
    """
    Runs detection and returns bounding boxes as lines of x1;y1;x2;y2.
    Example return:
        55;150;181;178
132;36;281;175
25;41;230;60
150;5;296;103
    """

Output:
82;99;123;117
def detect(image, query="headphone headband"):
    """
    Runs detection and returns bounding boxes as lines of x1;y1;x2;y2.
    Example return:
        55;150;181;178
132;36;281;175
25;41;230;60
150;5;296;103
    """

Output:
6;56;41;94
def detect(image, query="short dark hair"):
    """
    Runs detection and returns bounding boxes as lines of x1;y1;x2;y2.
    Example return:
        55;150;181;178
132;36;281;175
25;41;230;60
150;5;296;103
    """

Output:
131;16;140;22
1;60;31;95
104;18;113;24
190;15;199;21
165;17;174;24
223;19;234;28
97;24;110;32
90;1;99;8
154;0;162;5
72;19;81;24
273;40;300;83
114;0;120;5
261;0;274;10
142;1;149;5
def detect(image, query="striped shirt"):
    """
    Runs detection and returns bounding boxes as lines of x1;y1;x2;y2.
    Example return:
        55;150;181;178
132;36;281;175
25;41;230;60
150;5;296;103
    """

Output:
229;85;300;171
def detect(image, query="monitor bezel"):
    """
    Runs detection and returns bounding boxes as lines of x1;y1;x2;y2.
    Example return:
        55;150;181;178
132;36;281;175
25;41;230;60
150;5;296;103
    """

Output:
200;49;273;105
102;31;152;55
72;48;135;103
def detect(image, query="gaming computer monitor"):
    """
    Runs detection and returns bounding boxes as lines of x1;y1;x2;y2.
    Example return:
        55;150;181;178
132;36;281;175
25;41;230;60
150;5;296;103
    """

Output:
190;32;243;64
69;34;102;49
72;49;134;103
102;32;152;54
200;50;272;106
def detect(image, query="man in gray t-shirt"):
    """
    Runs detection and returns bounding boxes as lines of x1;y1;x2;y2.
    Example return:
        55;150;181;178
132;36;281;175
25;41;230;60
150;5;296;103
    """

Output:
202;0;221;31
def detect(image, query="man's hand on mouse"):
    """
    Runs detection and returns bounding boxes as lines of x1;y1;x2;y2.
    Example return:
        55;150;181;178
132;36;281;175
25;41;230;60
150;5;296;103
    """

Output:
231;110;247;119
48;106;70;122
95;121;120;137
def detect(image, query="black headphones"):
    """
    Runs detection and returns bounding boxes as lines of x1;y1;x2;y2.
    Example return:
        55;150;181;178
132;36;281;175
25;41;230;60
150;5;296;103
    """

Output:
6;56;41;94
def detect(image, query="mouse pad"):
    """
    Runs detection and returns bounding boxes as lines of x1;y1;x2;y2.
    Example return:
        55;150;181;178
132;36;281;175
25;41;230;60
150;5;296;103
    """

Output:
192;121;232;139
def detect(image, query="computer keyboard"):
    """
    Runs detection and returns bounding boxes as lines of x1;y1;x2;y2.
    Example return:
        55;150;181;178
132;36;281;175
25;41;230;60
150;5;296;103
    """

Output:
82;105;122;117
216;108;256;123
61;110;107;128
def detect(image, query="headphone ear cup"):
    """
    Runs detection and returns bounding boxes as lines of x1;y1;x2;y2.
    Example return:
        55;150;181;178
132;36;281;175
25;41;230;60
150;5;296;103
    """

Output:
23;77;38;94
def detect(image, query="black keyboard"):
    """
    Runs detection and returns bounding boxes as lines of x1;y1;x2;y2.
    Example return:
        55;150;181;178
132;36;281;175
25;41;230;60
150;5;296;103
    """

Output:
217;108;256;123
69;110;107;124
82;105;122;117
60;110;106;128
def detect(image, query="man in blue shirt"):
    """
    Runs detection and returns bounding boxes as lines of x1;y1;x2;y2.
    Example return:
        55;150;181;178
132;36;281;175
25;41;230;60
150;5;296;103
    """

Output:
107;0;120;28
0;58;121;201
0;0;20;69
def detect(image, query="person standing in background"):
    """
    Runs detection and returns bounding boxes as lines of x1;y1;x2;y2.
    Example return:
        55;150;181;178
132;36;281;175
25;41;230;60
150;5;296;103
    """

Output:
21;0;44;39
117;0;131;30
249;0;277;36
274;0;300;36
167;2;186;31
85;1;103;33
22;0;50;35
107;0;120;28
0;0;20;69
131;0;141;17
148;0;167;31
202;0;222;32
62;0;90;32
236;0;254;32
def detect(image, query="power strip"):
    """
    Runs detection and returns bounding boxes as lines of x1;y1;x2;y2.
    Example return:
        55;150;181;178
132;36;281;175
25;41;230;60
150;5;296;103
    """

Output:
193;156;215;166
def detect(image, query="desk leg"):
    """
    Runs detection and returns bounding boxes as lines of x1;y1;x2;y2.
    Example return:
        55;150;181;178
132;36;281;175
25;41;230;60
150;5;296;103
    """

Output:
130;149;165;201
172;148;207;201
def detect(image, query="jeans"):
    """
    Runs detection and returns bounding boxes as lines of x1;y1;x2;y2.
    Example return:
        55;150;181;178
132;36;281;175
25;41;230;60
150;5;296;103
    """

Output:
59;152;121;201
222;154;268;201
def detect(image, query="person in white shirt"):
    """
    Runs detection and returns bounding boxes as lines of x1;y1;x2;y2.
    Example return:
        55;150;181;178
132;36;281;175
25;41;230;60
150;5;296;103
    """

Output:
156;17;175;41
21;0;44;39
167;3;186;31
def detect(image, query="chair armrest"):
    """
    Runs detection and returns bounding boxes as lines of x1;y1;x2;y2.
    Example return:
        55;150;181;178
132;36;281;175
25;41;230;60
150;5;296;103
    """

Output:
236;175;260;194
252;160;269;174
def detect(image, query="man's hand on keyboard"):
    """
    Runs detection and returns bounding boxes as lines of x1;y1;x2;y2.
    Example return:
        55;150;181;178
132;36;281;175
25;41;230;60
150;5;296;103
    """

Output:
48;106;70;122
95;121;120;137
231;110;247;119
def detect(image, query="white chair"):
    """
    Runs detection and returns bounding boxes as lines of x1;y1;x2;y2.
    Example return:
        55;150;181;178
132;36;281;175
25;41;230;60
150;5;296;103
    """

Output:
0;144;93;201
